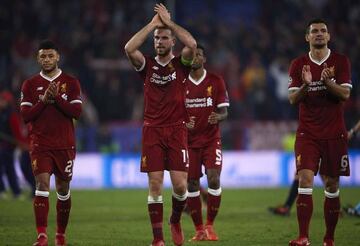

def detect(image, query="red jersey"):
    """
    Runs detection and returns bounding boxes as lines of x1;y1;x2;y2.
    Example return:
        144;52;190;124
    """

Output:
288;50;352;139
185;70;230;147
138;55;190;127
20;70;82;151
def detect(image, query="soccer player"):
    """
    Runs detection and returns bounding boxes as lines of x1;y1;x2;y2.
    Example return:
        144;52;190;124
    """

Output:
185;45;229;241
124;4;196;246
20;40;82;246
288;19;352;246
268;176;299;216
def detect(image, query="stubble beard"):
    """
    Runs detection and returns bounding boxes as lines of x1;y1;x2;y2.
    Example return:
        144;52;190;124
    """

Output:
42;64;57;74
313;43;326;49
157;47;171;57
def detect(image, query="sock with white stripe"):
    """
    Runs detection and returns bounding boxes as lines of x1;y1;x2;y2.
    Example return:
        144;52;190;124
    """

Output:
56;191;71;234
296;188;313;238
148;195;164;241
34;190;50;235
170;191;188;224
187;191;203;229
324;190;340;241
207;188;222;225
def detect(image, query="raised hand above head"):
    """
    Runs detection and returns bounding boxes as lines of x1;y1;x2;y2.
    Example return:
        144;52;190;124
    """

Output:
154;3;172;26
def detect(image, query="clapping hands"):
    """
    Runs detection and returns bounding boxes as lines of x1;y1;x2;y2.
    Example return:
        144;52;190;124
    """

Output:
41;81;60;104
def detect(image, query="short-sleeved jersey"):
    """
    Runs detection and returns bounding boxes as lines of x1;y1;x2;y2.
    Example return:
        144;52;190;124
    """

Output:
288;50;352;139
20;70;82;151
138;55;191;127
185;70;230;148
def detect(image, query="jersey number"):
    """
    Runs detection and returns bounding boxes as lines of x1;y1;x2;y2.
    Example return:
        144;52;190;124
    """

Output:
181;149;189;164
340;155;349;172
215;149;222;165
65;160;74;177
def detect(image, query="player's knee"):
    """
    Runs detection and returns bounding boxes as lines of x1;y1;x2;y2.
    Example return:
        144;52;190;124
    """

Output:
325;182;339;193
173;182;187;195
298;174;313;187
36;181;50;191
187;179;200;192
208;175;220;189
149;178;162;191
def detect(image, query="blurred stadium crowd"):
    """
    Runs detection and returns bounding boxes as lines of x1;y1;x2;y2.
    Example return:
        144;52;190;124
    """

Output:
1;0;360;151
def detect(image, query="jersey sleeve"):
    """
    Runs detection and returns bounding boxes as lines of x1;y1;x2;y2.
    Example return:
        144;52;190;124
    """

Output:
337;55;352;88
216;76;230;108
288;59;302;91
54;79;82;119
20;79;47;123
137;55;149;80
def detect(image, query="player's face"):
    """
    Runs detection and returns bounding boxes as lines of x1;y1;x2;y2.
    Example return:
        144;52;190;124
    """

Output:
154;28;175;57
306;23;330;49
37;49;59;72
191;48;206;70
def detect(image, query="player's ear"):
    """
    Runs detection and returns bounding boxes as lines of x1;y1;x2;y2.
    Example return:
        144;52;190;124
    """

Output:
305;34;310;42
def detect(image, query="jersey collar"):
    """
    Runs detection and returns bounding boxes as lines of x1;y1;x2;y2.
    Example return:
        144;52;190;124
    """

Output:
40;69;62;82
308;49;331;66
189;69;207;85
155;55;175;67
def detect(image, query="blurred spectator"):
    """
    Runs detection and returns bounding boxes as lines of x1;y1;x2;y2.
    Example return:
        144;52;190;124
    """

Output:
1;0;360;151
0;90;24;199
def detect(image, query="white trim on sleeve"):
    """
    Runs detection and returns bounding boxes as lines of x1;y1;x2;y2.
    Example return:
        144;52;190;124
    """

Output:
20;102;33;107
134;57;146;72
288;87;300;91
341;83;352;89
70;100;82;104
217;102;230;108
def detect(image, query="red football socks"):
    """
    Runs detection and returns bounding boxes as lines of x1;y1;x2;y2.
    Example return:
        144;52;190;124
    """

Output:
187;192;203;227
324;191;340;240
56;197;71;234
296;191;313;238
148;201;164;241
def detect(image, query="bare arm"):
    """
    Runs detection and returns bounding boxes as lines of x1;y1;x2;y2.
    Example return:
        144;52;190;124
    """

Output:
288;83;309;105
155;4;196;62
288;65;311;105
324;81;350;101
124;15;163;70
208;106;228;125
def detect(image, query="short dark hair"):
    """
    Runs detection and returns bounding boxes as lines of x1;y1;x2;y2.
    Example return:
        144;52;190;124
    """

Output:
38;40;59;51
306;18;328;34
197;44;205;53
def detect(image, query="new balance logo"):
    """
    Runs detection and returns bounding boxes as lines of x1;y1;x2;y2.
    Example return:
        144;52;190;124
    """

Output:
152;66;159;70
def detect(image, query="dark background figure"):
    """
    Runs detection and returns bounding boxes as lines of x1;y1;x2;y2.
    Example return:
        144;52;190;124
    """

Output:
19;150;36;197
0;90;23;199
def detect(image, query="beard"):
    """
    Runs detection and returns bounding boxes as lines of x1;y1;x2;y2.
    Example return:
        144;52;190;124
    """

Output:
156;46;171;57
313;43;326;49
191;63;202;70
42;63;57;73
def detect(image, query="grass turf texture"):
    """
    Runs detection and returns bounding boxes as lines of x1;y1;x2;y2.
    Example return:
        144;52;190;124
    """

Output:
1;188;359;245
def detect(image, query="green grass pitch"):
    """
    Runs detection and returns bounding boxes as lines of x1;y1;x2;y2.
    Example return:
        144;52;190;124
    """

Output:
1;188;359;245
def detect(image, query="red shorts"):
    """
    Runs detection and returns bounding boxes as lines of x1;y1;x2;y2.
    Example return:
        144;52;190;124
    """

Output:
30;149;76;181
188;139;222;180
140;124;189;172
294;136;350;177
